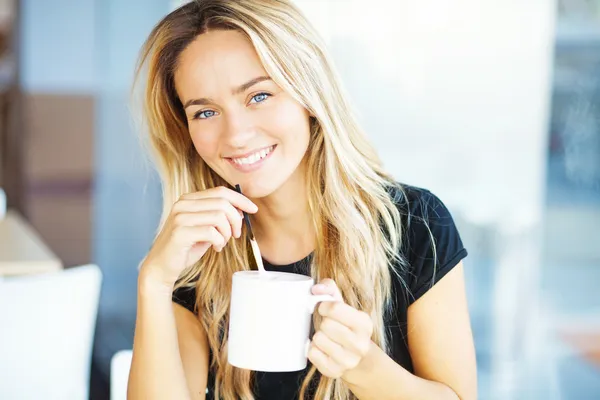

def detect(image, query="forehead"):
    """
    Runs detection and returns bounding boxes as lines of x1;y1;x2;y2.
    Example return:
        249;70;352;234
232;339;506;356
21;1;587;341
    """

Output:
174;30;269;99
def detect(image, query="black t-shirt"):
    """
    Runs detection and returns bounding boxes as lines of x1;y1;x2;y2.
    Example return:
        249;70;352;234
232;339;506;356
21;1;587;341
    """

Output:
172;185;467;400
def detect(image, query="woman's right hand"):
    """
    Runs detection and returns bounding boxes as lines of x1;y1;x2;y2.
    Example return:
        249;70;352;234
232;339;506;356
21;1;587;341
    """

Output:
139;186;258;288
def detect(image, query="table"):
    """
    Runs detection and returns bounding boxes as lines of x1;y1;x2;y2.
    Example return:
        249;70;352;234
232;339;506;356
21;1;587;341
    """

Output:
0;209;62;276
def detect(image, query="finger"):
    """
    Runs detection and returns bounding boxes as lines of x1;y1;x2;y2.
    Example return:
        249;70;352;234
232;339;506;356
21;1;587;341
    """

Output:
312;331;358;370
172;225;225;250
172;211;232;247
311;278;343;301
186;242;212;263
307;343;343;379
318;317;365;355
180;186;258;213
180;211;234;247
173;199;243;238
318;302;373;336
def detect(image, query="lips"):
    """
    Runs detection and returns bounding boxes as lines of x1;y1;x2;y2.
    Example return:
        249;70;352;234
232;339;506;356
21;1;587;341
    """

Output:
227;145;276;166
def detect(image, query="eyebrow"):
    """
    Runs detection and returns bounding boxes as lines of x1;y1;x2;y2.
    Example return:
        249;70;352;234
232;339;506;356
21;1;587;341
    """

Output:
183;76;272;109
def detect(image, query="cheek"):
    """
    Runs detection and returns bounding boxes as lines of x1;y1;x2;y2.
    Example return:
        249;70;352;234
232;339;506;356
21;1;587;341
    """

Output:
189;128;220;159
267;100;311;145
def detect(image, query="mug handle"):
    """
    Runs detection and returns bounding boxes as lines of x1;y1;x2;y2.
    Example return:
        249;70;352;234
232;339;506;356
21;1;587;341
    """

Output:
307;294;337;313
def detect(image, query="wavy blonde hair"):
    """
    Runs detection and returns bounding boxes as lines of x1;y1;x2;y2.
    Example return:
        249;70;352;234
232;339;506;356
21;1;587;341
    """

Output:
134;1;407;399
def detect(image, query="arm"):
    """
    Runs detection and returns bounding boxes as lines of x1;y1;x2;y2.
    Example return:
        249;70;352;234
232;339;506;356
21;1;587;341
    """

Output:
126;187;257;399
127;272;209;400
344;263;477;399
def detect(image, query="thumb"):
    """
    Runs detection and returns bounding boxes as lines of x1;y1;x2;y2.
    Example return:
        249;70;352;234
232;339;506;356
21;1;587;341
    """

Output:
185;242;211;266
311;278;343;301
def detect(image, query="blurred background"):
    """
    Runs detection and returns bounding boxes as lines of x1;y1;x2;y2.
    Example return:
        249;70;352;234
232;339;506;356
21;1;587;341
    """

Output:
0;0;598;399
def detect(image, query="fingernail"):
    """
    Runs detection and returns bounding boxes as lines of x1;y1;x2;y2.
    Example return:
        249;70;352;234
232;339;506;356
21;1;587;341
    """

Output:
313;284;326;291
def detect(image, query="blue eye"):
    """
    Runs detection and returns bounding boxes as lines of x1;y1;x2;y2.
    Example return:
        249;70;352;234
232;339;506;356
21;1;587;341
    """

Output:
195;110;216;120
249;93;271;104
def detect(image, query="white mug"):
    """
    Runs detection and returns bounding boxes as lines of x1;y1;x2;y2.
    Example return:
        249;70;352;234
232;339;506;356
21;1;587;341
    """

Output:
227;270;336;372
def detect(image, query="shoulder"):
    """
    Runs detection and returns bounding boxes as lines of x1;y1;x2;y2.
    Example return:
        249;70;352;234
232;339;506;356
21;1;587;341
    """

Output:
388;184;452;221
388;183;468;305
388;184;460;244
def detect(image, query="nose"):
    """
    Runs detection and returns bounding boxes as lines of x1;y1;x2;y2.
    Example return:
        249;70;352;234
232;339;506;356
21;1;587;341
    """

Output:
222;109;256;149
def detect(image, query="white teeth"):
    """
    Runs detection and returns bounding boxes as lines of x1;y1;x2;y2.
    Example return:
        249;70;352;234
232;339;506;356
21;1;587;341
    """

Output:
231;146;274;166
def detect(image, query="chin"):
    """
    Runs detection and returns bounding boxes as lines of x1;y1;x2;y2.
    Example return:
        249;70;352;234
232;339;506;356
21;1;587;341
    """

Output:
234;179;281;199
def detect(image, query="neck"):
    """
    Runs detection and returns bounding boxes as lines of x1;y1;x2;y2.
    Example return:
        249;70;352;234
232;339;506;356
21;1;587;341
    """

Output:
250;163;315;265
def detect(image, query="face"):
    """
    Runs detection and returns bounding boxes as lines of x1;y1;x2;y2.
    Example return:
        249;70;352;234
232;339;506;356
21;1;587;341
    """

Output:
174;29;312;198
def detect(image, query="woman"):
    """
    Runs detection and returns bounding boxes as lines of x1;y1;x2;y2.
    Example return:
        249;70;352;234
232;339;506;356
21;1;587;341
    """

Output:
128;1;477;399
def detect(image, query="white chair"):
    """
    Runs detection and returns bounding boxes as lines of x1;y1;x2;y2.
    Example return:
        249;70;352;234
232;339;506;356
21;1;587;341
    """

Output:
0;264;102;400
110;349;209;399
110;349;132;400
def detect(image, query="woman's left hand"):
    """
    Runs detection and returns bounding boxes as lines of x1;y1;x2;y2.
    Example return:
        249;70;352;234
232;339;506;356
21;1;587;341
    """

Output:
308;279;374;380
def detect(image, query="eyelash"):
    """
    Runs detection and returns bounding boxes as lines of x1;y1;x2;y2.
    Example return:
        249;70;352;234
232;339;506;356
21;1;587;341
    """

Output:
192;92;272;120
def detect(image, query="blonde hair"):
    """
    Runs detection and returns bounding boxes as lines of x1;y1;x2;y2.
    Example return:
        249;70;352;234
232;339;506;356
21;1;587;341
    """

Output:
134;1;407;398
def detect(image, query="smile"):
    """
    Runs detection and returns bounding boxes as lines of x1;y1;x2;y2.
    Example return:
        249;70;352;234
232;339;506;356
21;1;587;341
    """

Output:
226;145;276;171
229;145;275;165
